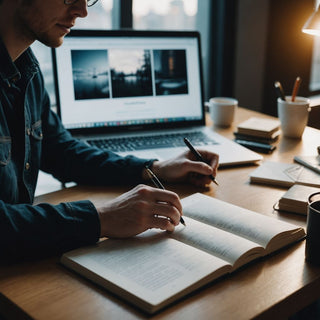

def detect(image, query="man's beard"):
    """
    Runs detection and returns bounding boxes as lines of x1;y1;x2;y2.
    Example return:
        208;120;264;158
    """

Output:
17;1;64;48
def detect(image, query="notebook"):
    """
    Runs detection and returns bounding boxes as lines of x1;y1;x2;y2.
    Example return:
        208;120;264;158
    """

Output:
52;30;262;166
249;161;320;188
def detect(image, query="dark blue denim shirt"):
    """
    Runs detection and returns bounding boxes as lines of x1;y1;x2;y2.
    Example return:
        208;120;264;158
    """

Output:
0;39;154;260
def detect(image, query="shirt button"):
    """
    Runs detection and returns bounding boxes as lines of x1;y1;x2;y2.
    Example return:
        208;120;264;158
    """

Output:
25;162;30;170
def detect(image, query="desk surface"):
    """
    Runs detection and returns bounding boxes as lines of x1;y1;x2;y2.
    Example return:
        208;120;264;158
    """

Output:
1;107;320;320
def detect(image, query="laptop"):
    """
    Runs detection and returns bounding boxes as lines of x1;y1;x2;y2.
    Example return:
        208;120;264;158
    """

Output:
52;30;262;166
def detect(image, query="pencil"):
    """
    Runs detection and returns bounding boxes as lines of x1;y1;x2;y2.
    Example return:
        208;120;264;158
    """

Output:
183;138;219;186
274;81;286;101
145;166;186;226
291;76;301;102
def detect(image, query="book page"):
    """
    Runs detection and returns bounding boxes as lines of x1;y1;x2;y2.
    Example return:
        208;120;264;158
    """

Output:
181;193;304;251
171;217;264;269
61;237;230;309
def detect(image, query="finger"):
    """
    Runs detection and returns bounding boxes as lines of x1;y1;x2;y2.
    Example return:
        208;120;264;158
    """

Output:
152;202;181;226
184;159;214;176
149;188;183;214
197;150;219;166
149;215;176;232
134;185;182;214
200;150;220;172
186;149;219;176
188;173;212;187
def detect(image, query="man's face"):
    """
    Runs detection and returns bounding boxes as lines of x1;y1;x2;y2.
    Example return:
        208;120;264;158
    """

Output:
16;0;88;48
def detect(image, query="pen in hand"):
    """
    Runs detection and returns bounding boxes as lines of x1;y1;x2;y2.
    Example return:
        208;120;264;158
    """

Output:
183;138;219;186
145;166;186;226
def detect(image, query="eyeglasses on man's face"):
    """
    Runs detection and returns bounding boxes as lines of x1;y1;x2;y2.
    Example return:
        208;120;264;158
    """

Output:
64;0;99;7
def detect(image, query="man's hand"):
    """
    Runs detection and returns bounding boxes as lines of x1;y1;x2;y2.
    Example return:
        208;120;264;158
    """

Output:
144;150;219;188
97;184;182;238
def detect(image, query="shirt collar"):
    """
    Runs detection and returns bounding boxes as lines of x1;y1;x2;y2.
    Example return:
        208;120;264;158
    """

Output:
0;37;40;84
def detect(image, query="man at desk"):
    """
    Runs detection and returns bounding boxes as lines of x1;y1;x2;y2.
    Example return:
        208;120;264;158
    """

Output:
0;0;219;260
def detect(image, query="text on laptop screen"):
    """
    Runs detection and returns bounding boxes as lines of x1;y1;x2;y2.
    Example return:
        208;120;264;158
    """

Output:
53;31;204;130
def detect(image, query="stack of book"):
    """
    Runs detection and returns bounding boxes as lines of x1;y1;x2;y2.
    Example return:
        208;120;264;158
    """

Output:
234;117;280;153
276;184;320;215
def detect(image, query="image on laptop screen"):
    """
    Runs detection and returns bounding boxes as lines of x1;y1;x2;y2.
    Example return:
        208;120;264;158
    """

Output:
52;30;263;166
53;30;205;134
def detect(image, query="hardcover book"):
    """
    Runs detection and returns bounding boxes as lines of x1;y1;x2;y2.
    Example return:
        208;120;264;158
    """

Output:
276;184;320;215
236;117;280;138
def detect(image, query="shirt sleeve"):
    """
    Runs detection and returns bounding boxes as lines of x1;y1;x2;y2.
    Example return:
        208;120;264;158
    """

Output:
0;199;100;261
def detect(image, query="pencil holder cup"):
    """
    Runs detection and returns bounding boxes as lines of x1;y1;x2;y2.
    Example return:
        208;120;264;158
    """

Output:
306;192;320;265
277;96;310;139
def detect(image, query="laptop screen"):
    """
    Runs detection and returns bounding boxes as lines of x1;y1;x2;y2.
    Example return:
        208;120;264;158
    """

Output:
52;30;205;134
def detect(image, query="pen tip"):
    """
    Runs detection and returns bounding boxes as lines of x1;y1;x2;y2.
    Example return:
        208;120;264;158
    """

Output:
210;175;219;186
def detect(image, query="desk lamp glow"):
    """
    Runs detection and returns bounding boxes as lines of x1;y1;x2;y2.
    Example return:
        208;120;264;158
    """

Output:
303;5;320;36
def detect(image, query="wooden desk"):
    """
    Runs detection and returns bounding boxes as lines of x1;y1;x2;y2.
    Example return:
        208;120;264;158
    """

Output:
1;107;320;320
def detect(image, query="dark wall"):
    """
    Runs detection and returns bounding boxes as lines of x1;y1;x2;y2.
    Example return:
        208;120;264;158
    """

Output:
209;0;320;128
208;0;238;98
263;0;314;116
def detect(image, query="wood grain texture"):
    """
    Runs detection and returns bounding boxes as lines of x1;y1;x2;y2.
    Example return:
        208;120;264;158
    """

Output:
1;107;320;320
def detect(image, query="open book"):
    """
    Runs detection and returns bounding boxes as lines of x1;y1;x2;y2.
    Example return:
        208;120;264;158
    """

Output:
61;193;305;314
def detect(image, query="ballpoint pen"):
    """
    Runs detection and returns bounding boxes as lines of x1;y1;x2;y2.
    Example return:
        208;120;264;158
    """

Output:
145;166;186;226
183;137;219;186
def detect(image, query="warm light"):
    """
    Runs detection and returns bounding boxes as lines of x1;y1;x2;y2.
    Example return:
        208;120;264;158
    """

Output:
302;5;320;36
303;29;320;36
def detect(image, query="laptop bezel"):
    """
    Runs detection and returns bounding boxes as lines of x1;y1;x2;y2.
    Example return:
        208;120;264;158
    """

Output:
52;29;206;135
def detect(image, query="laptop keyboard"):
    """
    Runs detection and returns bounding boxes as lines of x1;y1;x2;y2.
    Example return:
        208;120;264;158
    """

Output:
86;131;217;153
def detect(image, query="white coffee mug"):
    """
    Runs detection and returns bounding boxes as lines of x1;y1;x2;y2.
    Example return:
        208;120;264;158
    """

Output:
277;96;310;138
208;97;238;127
